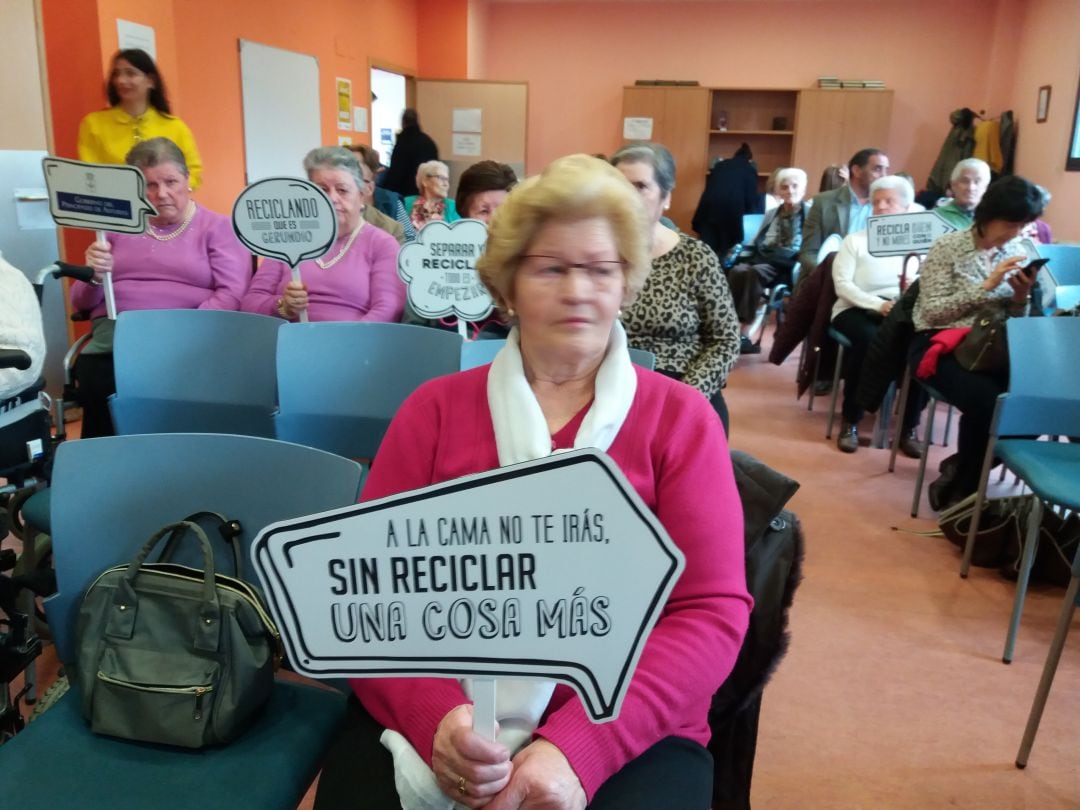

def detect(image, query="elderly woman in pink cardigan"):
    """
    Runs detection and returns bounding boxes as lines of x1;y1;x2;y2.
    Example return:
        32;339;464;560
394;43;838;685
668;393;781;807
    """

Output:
71;137;249;437
240;146;404;323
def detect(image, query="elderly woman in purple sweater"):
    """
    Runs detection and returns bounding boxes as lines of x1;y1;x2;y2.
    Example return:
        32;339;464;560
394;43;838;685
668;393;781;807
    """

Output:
71;137;249;437
241;146;404;323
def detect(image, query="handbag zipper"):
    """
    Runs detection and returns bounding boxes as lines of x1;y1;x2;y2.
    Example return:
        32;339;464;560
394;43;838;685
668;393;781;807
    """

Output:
97;672;213;721
88;564;281;645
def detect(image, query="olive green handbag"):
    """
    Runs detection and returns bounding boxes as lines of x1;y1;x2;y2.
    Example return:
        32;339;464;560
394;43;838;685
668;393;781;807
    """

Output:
75;520;281;748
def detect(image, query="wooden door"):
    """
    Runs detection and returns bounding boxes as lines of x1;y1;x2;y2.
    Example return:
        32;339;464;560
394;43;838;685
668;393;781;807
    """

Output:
416;80;528;196
793;89;894;195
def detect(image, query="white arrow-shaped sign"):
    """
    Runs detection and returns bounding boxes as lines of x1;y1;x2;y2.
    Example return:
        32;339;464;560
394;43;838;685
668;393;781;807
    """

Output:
867;210;957;257
41;157;156;234
251;448;684;722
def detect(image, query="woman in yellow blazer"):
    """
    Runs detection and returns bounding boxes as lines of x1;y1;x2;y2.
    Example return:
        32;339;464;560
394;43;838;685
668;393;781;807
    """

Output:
77;49;203;189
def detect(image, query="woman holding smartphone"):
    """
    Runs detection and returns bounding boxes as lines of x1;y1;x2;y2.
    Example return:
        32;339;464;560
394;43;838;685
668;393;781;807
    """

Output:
910;176;1049;509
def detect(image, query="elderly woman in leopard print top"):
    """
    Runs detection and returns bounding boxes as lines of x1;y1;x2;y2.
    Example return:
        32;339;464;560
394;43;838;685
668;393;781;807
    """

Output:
612;143;740;434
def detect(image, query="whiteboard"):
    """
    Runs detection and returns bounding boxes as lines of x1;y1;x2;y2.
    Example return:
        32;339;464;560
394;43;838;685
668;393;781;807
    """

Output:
239;40;321;182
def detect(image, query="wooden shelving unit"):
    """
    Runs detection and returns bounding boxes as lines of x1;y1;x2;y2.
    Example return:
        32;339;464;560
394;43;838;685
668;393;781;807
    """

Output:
621;85;893;233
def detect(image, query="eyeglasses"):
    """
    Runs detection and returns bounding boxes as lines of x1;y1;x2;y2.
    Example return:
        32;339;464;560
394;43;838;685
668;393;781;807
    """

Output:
429;175;450;183
519;255;626;286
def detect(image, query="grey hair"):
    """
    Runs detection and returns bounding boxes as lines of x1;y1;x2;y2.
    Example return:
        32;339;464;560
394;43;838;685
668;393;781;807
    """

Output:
125;137;188;175
950;157;990;184
416;160;449;190
870;175;914;208
303;146;365;190
610;142;677;195
775;167;807;188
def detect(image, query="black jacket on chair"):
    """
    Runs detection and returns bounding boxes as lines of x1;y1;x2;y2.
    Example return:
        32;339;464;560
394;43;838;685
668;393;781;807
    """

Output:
709;451;804;810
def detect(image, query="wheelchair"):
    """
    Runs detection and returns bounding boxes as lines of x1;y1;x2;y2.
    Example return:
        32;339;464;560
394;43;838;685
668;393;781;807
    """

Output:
0;261;95;741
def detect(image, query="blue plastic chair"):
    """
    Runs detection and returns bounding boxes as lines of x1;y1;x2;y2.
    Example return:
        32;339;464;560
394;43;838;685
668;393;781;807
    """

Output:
1038;243;1080;286
461;338;505;370
109;310;282;438
274;322;462;461
0;433;363;809
958;318;1080;662
741;213;764;244
628;347;656;370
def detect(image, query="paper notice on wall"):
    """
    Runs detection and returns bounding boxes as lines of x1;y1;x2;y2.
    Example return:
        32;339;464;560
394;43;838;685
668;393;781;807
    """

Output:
117;20;155;58
622;117;653;140
453;133;482;157
453;108;482;133
353;107;368;133
338;135;353;146
337;78;353;129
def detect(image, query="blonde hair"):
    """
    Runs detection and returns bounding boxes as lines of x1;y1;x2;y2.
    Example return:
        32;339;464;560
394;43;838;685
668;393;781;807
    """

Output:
476;154;651;313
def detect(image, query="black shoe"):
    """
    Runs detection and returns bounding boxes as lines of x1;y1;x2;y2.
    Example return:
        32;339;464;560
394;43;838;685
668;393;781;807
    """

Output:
813;380;832;395
898;429;922;459
837;423;858;453
740;335;761;355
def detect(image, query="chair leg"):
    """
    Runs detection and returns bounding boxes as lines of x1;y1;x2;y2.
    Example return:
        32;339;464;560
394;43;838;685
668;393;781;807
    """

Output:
1016;573;1079;768
808;346;820;412
1004;498;1043;664
911;396;938;517
889;367;912;472
960;440;1000;578
943;405;954;447
873;381;895;449
826;343;845;439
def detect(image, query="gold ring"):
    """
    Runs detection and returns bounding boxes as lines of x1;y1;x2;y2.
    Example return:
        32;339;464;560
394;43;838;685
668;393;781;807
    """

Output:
457;775;467;795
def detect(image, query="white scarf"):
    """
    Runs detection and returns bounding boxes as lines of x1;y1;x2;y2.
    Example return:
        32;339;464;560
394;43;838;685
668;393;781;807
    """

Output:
381;322;638;810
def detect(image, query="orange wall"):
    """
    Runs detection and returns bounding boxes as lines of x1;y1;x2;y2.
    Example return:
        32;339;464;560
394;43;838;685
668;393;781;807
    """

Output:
479;1;1006;191
997;0;1080;241
417;0;470;79
169;0;420;215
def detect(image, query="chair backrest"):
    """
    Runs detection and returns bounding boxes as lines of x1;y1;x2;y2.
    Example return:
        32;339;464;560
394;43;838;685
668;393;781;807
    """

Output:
1039;243;1080;287
274;321;462;459
460;338;505;371
628;347;656;370
45;433;363;667
110;310;281;437
998;317;1080;436
742;213;765;243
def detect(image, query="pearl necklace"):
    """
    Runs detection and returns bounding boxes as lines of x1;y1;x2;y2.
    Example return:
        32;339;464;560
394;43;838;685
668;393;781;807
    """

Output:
315;222;363;269
148;201;196;241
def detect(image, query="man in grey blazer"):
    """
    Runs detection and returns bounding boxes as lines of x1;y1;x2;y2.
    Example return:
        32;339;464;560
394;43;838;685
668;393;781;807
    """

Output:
797;148;890;281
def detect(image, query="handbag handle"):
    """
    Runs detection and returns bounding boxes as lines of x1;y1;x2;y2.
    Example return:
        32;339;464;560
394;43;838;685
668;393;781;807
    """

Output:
157;511;245;578
107;521;222;653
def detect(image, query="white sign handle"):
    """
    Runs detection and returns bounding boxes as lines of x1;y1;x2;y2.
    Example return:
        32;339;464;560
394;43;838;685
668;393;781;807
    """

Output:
97;230;117;321
457;319;469;340
470;678;497;742
290;266;309;324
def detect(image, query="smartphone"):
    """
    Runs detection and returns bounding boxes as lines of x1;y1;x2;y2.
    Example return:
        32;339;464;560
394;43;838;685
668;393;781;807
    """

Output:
1022;257;1050;278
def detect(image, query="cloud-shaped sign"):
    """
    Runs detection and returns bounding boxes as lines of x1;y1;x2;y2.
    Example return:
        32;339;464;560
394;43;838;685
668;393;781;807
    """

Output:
398;219;494;322
232;177;337;268
251;449;685;722
42;157;156;234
